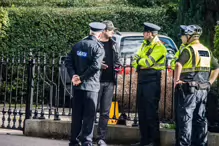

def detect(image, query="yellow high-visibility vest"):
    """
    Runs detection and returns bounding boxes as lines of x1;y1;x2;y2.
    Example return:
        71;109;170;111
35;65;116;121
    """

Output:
181;40;211;73
132;36;167;70
170;44;185;70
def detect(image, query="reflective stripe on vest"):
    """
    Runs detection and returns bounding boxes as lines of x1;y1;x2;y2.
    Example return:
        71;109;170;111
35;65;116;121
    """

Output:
149;55;165;67
182;67;210;73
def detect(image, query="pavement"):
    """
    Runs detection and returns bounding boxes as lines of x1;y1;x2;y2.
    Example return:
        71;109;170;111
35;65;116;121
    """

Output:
0;129;68;146
0;129;124;146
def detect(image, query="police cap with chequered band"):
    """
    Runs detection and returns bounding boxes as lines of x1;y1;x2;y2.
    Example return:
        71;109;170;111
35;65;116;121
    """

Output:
89;22;106;32
144;22;161;33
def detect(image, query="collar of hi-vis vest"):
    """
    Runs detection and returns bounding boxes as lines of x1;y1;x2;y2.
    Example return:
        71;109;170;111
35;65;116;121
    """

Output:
142;36;160;48
143;35;160;45
180;40;199;51
180;40;199;53
187;40;200;46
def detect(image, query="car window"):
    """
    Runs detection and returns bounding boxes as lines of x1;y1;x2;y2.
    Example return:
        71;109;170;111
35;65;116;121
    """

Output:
120;36;144;57
159;37;177;53
120;36;177;57
112;36;116;41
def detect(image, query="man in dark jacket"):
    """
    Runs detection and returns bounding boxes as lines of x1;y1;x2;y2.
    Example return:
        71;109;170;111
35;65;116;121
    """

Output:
96;20;121;146
65;22;106;146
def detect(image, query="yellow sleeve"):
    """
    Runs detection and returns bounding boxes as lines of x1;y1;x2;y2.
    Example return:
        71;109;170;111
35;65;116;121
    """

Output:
170;44;187;69
138;45;166;68
132;47;142;69
170;59;176;70
170;51;180;70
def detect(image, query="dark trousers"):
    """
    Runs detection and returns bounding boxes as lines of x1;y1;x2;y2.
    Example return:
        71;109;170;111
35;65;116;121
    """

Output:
97;82;114;141
137;70;161;146
175;84;208;146
69;89;98;146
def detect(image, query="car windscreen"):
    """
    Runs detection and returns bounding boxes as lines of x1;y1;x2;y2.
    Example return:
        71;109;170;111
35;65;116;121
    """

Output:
120;36;177;57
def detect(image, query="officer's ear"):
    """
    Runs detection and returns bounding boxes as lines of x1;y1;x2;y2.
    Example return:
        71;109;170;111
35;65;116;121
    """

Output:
98;32;104;39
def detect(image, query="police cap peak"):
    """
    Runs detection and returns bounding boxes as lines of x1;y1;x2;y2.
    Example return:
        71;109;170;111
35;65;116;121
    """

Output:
89;22;106;32
143;22;161;32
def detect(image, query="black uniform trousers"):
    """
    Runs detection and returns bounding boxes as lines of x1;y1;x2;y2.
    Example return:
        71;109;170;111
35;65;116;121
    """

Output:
175;84;208;146
97;82;114;141
137;69;161;146
69;89;98;146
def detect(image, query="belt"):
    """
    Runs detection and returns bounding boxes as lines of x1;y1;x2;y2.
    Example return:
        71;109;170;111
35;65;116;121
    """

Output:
187;81;210;90
177;81;211;93
140;67;151;70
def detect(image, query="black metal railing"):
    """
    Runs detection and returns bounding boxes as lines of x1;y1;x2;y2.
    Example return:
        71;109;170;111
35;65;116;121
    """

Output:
0;52;27;130
0;52;176;130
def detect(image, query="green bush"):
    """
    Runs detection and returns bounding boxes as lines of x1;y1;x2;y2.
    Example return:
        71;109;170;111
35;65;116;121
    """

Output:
0;6;174;55
0;7;10;39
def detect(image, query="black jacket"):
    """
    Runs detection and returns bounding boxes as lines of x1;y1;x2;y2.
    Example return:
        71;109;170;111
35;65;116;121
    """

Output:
65;35;105;92
100;39;122;84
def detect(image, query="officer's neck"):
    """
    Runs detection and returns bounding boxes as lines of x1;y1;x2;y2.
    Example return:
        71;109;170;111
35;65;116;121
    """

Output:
91;35;100;40
188;39;199;44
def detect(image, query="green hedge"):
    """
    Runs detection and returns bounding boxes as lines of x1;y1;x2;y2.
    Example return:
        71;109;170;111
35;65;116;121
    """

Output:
0;0;126;7
0;6;175;55
0;7;9;39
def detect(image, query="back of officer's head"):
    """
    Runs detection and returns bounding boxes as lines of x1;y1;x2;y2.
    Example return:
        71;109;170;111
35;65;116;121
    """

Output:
89;22;106;39
89;30;102;38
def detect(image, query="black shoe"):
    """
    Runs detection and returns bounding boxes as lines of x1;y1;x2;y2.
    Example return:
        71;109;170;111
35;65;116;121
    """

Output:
97;139;107;146
81;142;93;146
69;142;81;146
131;142;141;146
69;144;81;146
145;143;153;146
131;142;154;146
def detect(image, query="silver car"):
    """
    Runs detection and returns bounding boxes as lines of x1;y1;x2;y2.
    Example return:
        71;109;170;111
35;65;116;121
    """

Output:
113;32;178;66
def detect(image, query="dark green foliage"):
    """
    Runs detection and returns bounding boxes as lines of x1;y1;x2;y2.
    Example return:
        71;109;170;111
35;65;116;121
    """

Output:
126;0;157;7
0;6;174;55
178;0;219;49
126;0;178;7
214;24;219;57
